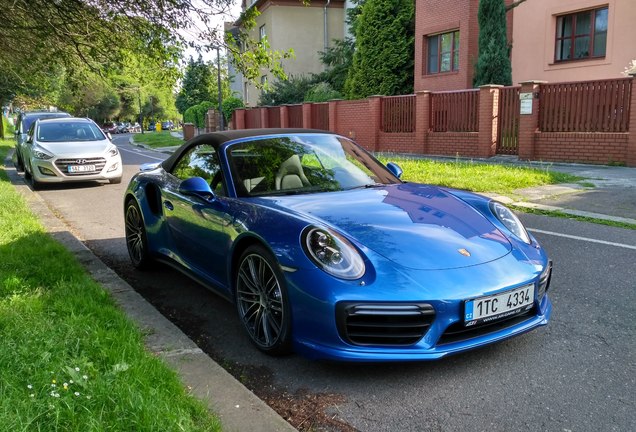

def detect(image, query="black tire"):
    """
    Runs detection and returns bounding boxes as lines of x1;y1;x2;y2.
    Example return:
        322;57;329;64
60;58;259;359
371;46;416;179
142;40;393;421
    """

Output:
235;245;292;356
109;176;122;184
24;160;32;180
15;152;24;172
124;199;151;269
31;177;42;190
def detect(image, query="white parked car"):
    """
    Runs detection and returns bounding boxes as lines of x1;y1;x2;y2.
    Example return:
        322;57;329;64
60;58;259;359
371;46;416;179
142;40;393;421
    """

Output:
22;117;123;189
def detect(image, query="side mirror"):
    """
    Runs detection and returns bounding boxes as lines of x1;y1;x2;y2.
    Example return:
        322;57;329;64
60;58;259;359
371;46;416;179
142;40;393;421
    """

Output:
106;132;113;141
179;177;215;201
386;162;403;179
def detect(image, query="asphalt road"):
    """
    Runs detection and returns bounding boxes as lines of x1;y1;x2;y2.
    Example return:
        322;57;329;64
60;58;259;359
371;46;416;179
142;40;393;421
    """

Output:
27;135;636;432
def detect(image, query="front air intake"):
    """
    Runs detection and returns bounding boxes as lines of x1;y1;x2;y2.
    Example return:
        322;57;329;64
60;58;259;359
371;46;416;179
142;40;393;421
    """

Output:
336;303;435;346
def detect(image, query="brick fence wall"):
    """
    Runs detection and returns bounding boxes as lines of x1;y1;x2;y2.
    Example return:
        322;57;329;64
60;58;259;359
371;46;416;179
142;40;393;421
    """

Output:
232;76;636;167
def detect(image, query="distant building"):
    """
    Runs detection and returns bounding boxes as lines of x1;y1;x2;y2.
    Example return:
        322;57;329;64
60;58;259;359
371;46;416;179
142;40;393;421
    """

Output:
511;0;636;83
414;0;636;92
230;0;345;106
414;0;514;92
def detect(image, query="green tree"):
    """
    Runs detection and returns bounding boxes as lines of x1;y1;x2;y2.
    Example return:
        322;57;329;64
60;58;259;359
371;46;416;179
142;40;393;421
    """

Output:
473;0;513;87
316;0;364;95
318;39;355;95
176;56;214;114
0;1;300;113
344;0;414;99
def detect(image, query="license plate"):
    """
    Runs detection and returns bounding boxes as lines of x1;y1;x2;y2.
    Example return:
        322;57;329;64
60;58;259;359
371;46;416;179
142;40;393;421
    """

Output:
464;284;535;325
68;164;95;173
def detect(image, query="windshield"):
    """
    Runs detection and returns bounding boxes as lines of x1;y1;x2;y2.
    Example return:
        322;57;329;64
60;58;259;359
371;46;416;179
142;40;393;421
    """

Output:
22;113;70;133
226;134;401;197
37;121;106;142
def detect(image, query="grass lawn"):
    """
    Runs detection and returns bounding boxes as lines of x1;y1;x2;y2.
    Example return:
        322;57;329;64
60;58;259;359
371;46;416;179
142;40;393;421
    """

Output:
0;138;220;431
377;155;583;195
132;131;184;149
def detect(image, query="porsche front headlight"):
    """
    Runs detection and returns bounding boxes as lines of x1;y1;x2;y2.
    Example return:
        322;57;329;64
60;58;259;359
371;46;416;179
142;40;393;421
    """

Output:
303;227;365;280
490;201;531;244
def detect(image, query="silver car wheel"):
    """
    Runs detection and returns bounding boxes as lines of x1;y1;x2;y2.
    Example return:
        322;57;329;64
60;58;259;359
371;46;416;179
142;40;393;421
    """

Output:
236;247;291;354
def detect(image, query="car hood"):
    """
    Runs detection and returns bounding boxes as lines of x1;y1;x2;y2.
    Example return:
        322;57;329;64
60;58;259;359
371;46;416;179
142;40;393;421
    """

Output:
37;140;112;157
260;183;512;270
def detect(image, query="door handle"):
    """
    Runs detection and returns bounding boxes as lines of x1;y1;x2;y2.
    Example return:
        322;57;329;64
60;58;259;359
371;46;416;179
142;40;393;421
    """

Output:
163;200;174;211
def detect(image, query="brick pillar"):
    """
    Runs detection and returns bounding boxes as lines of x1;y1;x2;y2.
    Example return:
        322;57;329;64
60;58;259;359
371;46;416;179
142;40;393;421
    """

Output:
302;103;312;129
518;80;546;160
415;91;431;153
369;96;383;151
280;105;289;128
233;109;245;130
328;100;340;133
259;107;268;128
183;123;195;140
477;85;502;158
627;75;636;167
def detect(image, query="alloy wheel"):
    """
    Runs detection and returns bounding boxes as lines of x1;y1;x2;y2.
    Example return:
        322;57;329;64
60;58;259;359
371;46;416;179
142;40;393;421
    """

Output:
236;252;287;351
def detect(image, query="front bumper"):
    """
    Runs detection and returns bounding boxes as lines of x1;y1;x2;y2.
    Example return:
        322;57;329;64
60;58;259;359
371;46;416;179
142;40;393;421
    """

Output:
31;155;123;183
284;249;553;362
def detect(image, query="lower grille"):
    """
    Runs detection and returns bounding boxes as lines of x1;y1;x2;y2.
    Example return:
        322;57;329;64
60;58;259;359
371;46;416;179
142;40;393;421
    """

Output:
337;302;435;346
55;157;107;176
437;307;536;345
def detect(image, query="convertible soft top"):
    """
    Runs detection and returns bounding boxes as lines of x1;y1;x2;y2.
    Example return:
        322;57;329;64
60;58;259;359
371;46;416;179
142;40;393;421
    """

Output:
162;128;331;173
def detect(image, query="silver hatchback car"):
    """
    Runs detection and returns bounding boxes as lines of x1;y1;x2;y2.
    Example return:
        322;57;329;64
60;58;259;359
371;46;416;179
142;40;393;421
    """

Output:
22;117;123;189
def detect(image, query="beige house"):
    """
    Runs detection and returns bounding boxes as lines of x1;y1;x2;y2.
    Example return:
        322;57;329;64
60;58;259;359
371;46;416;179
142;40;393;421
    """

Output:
235;0;345;107
511;0;636;83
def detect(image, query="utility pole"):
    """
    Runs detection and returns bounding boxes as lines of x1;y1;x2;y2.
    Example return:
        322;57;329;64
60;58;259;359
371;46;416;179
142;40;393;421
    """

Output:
138;88;144;134
216;46;224;131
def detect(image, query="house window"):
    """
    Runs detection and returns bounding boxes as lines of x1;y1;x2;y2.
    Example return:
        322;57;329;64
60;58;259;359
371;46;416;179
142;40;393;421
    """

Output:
555;7;608;61
259;24;266;41
427;31;459;74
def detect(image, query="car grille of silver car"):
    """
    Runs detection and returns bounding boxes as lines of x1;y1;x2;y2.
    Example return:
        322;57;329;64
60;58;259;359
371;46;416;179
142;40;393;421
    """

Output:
55;158;107;176
336;303;436;346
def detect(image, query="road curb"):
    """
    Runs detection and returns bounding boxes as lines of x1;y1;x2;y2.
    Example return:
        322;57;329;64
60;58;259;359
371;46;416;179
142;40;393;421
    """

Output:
3;151;297;432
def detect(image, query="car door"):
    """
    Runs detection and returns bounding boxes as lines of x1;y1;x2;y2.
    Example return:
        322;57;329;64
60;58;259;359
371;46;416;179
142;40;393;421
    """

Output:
161;143;233;288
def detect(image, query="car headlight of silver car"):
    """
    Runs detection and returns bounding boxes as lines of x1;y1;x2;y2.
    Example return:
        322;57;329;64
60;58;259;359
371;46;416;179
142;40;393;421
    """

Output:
107;146;119;157
32;147;53;160
303;227;365;280
489;201;531;244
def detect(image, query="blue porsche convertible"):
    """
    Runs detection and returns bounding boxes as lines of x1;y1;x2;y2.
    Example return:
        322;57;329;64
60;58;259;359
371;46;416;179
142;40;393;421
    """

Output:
124;129;552;361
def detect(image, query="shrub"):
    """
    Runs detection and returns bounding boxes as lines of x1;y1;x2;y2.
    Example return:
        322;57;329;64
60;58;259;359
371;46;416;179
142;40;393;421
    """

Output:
304;82;341;103
183;101;215;128
222;97;244;124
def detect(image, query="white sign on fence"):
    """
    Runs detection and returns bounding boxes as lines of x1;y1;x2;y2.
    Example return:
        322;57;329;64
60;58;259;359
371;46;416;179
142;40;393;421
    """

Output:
520;92;533;115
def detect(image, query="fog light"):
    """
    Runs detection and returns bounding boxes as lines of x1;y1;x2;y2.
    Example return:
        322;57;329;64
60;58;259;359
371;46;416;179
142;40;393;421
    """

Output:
107;162;119;172
38;166;56;176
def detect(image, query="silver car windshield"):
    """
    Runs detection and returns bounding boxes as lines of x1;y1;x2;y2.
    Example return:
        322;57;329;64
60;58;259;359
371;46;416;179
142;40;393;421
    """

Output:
37;122;106;142
227;134;400;197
